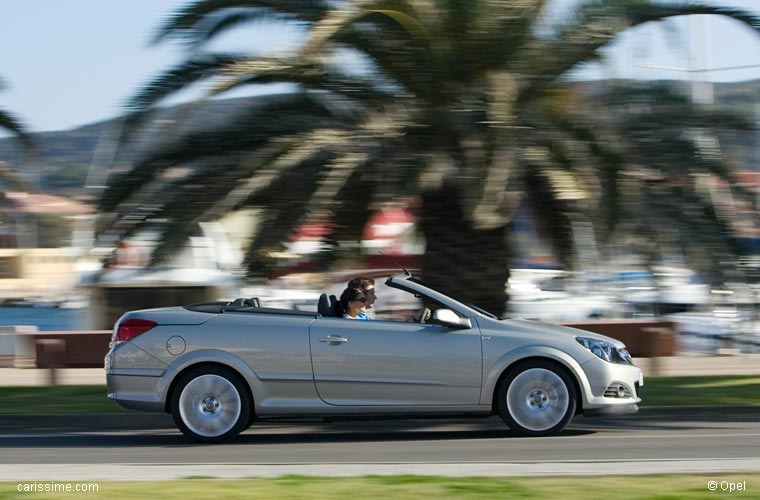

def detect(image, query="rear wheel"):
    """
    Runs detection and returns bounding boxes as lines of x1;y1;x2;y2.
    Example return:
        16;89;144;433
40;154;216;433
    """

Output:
496;360;576;436
171;366;251;443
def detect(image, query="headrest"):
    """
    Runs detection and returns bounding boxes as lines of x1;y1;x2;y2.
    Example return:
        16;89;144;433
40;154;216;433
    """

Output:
317;294;331;317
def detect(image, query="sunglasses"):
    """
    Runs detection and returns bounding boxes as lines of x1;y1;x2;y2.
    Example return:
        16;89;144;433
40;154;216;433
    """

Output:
353;297;367;303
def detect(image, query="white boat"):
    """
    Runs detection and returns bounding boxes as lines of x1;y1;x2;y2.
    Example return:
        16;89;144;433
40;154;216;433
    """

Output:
80;222;244;329
507;269;624;322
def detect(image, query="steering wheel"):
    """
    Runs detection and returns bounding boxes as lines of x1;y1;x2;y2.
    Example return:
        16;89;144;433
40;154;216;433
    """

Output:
418;307;431;324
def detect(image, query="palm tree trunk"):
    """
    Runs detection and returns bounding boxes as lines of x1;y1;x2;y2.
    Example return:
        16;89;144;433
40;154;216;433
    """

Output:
420;182;510;316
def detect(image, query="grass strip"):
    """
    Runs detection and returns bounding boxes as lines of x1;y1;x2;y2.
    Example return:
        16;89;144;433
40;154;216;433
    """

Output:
0;385;127;414
640;375;760;407
0;375;759;414
3;475;759;499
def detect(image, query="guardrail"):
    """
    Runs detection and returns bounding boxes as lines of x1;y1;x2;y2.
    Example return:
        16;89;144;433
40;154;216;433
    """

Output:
559;320;676;358
29;331;112;368
560;320;676;375
26;331;110;384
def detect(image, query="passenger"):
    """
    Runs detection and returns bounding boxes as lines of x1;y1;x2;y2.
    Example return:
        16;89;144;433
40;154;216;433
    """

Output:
340;287;368;320
347;277;376;319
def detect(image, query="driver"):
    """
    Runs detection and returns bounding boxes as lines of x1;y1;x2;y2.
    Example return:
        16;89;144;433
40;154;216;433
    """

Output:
415;308;432;323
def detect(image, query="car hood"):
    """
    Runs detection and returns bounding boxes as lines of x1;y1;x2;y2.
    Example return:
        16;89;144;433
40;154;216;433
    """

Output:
486;317;627;349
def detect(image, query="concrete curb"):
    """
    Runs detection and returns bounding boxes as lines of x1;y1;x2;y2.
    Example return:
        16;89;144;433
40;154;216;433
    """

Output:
2;406;759;431
0;413;174;431
4;460;760;480
636;405;760;418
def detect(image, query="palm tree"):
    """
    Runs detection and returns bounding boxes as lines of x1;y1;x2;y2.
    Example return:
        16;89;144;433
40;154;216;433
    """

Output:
99;0;760;315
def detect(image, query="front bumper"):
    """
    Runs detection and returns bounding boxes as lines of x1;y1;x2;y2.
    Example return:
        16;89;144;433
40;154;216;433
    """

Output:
579;356;644;412
584;403;639;417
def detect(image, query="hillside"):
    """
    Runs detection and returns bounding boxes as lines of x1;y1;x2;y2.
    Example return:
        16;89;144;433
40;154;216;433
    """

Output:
0;96;268;197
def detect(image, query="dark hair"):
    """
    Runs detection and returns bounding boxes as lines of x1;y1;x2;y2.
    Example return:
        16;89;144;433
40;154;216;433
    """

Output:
347;276;375;291
340;287;366;310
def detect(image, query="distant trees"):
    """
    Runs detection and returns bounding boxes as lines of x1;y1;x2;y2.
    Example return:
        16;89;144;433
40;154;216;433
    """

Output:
100;1;760;314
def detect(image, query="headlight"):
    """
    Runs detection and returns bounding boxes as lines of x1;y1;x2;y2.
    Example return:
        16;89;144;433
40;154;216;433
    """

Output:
576;337;616;362
618;347;633;365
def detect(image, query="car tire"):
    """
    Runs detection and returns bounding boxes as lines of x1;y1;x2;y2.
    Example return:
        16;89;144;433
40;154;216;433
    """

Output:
171;366;251;443
496;360;576;436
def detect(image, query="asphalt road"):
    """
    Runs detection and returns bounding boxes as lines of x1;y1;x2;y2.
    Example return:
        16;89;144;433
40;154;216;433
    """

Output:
2;410;760;474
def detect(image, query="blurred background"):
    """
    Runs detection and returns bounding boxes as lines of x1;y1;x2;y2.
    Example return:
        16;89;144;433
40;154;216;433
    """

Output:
3;0;760;363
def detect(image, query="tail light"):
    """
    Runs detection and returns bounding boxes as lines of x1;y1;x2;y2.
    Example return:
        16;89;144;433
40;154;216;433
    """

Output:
116;318;158;342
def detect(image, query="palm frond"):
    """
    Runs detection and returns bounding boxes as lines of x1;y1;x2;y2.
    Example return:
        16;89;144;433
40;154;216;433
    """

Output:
303;150;369;219
556;119;626;236
152;0;329;44
331;25;438;101
207;128;351;215
0;109;33;149
327;166;379;242
242;155;328;277
148;159;245;264
642;182;741;284
521;163;576;269
209;55;354;96
303;3;434;59
185;13;303;49
127;53;248;112
100;92;345;212
517;2;760;103
462;0;549;78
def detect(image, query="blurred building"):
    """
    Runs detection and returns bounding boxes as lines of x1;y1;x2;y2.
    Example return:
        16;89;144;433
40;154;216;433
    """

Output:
361;204;423;257
0;191;94;299
0;191;94;248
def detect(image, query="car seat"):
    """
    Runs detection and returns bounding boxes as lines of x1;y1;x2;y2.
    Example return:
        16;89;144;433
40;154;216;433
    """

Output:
317;294;332;317
330;295;344;317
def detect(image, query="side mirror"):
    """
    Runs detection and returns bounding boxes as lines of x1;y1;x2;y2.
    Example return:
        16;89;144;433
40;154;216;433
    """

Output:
432;309;471;329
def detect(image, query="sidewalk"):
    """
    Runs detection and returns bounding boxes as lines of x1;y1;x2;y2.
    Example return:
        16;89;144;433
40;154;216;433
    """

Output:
0;354;759;386
635;353;760;376
0;367;105;386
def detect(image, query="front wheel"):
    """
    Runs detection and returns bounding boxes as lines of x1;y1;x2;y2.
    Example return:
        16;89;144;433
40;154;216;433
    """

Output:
171;366;251;443
496;360;576;436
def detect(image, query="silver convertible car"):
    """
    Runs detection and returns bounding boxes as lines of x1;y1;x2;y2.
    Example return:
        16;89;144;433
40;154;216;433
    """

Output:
105;272;643;443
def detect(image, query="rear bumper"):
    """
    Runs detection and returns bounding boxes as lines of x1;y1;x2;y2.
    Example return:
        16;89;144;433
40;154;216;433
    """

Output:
106;372;166;412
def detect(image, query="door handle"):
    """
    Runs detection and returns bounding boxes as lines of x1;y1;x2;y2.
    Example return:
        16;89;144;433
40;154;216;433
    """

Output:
319;335;348;344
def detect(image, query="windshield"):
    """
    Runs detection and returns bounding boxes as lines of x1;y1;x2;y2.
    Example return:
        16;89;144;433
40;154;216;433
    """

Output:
407;277;500;319
464;303;499;319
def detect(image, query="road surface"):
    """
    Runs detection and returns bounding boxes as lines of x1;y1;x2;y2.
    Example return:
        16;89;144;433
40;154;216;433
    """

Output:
1;410;759;478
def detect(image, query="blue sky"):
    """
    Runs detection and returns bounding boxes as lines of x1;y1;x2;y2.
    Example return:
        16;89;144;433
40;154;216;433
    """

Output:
2;0;760;134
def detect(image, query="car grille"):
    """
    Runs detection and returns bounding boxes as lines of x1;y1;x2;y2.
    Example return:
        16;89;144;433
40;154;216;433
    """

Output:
604;384;633;399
